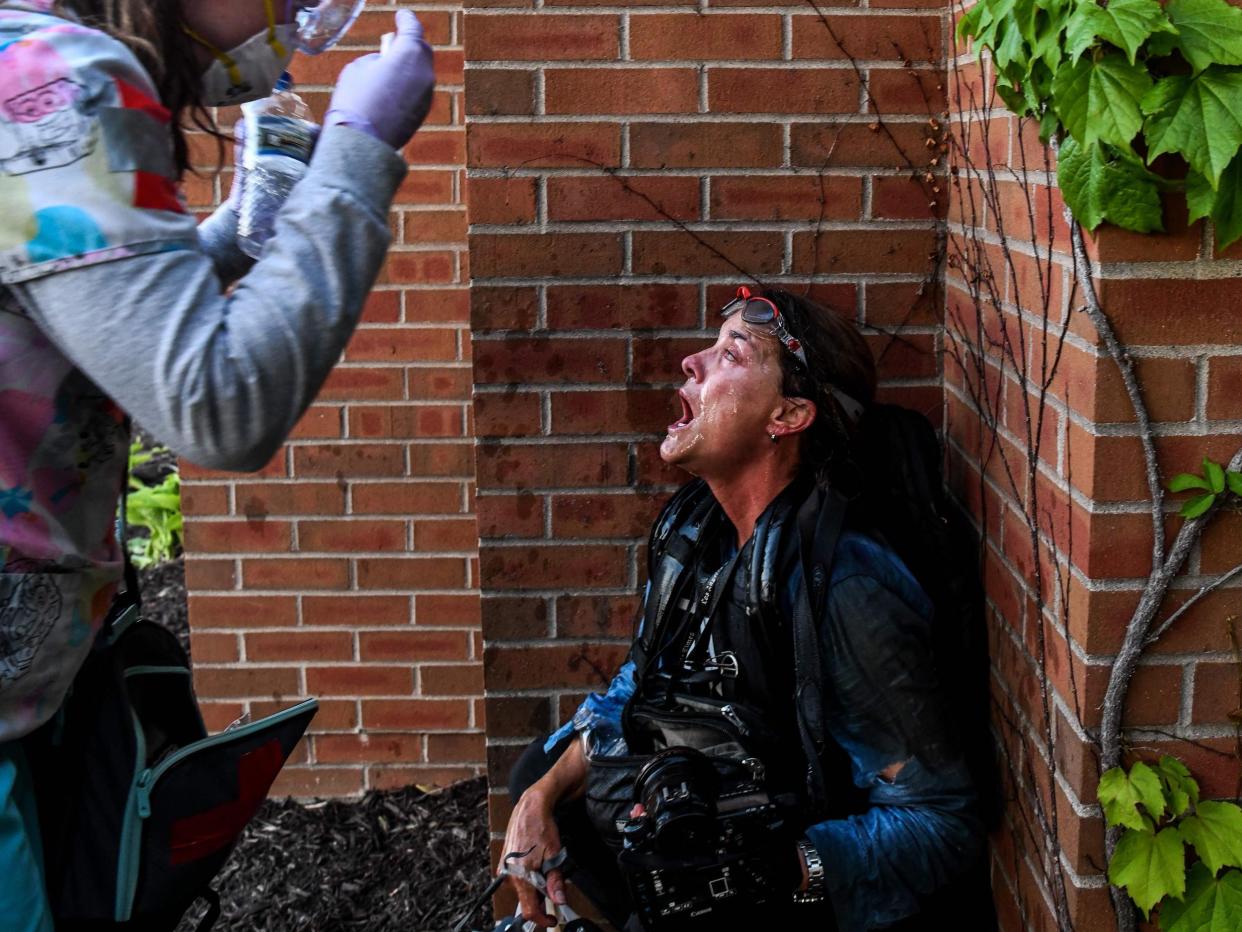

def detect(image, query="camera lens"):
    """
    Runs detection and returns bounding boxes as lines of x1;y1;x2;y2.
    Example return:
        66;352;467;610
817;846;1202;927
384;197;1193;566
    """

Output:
634;748;721;853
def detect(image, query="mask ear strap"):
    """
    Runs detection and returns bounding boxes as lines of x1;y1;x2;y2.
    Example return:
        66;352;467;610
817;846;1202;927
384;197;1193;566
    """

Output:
264;0;289;58
182;25;246;91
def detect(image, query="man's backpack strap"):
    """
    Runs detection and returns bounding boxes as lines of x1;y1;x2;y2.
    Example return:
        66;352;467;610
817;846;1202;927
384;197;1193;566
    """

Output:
792;487;847;812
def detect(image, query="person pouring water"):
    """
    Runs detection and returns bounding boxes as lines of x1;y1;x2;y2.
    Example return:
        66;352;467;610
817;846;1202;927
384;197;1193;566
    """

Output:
0;2;433;928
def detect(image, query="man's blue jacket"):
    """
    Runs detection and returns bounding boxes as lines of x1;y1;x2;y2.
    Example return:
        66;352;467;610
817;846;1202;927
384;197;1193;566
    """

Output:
547;495;985;929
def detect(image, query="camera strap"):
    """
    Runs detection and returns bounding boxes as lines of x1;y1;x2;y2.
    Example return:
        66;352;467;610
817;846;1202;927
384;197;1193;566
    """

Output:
677;544;743;671
450;850;580;932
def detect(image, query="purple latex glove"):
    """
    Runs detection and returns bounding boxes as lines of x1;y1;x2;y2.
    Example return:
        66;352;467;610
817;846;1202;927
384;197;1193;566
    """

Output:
324;9;435;151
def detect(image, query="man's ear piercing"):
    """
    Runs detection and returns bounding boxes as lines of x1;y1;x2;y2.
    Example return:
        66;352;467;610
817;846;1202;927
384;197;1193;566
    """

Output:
770;432;779;443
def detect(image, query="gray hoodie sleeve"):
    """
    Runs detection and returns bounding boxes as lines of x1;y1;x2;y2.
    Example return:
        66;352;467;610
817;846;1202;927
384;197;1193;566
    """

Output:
196;201;256;287
10;125;405;473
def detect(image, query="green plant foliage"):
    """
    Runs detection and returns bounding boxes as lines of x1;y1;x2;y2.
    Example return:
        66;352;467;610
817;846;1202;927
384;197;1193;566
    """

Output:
1155;755;1201;818
1205;156;1242;249
1057;137;1164;231
959;0;1242;247
1109;827;1188;917
1100;760;1167;830
1179;802;1242;874
1099;758;1242;928
125;440;183;569
1142;69;1242;187
1065;0;1173;65
1052;52;1152;150
1160;863;1242;932
1167;456;1242;517
1164;0;1242;73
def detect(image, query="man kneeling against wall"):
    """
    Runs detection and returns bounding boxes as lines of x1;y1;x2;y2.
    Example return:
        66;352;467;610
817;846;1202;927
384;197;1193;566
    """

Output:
503;288;991;931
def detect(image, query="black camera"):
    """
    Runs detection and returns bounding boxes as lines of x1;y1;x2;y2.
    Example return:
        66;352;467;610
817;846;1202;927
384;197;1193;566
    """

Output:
616;747;797;930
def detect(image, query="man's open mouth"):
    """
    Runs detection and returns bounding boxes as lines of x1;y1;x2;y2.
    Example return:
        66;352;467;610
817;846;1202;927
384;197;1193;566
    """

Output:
668;391;695;432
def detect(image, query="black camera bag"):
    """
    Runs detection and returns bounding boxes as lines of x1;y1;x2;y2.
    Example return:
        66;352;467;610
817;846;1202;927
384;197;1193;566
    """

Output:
24;593;315;931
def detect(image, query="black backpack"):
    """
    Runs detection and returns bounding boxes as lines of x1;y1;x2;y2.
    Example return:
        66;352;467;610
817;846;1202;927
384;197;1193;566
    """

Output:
849;403;1000;830
750;402;1002;931
24;586;316;931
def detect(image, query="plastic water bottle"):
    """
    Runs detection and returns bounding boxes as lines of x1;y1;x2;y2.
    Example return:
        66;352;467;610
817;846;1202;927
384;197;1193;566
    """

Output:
237;73;319;259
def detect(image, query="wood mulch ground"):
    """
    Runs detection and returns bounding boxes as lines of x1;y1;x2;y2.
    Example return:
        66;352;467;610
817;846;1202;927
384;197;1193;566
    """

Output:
139;557;492;932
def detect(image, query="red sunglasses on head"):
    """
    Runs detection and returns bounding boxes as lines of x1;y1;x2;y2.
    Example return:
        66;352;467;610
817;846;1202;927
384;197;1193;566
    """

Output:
719;286;808;368
719;286;866;423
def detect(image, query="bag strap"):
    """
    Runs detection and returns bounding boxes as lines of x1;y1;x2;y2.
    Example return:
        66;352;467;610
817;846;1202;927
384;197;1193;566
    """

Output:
791;487;847;812
103;423;142;638
630;481;717;681
194;888;222;932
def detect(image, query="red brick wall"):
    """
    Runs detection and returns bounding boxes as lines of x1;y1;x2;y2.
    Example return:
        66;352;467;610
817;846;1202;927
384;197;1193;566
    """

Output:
945;36;1242;931
174;12;1242;927
461;0;948;858
180;3;485;797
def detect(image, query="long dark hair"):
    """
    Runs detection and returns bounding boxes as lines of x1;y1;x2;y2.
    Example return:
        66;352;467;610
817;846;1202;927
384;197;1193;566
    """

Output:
54;0;218;175
759;288;877;489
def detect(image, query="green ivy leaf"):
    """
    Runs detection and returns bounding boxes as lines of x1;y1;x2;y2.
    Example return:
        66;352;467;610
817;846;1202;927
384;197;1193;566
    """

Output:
1179;801;1242;873
1182;492;1218;518
1210;153;1242;250
1053;51;1152;151
1169;472;1213;492
1161;865;1242;932
1134;761;1169;823
1099;762;1169;830
1058;137;1165;231
1108;826;1187;917
1034;1;1073;71
966;0;1019;48
996;76;1031;117
1227;471;1242;497
1205;458;1227;493
1013;0;1043;47
1155;755;1200;817
1065;0;1176;65
1100;767;1150;831
957;1;987;41
1039;107;1061;143
1025;60;1056;115
995;20;1031;72
1165;0;1242;74
1187;170;1217;225
1143;69;1242;189
1145;28;1182;59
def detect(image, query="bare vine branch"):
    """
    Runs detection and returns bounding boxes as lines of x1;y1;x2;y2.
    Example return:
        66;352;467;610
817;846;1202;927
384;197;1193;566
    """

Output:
1147;564;1242;646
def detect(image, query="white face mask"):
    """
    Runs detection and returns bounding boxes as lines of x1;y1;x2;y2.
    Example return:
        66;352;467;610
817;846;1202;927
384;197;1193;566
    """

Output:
197;22;298;106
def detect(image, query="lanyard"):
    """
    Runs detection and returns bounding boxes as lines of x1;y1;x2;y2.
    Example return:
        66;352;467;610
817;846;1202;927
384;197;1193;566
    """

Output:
678;545;743;669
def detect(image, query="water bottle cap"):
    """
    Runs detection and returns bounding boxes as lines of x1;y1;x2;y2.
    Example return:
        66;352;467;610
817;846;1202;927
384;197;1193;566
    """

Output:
275;72;293;92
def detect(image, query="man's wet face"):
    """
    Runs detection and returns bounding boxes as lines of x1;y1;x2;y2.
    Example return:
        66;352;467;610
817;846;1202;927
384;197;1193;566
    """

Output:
660;318;785;477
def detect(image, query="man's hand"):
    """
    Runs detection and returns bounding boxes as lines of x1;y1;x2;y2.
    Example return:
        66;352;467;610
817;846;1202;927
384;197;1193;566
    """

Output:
502;786;568;928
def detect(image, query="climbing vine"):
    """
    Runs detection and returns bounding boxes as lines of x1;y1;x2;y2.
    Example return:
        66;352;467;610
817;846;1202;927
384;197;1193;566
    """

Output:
959;0;1242;247
952;0;1242;929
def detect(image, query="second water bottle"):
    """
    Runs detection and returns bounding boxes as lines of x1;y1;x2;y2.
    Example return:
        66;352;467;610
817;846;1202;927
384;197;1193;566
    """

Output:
236;73;319;259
